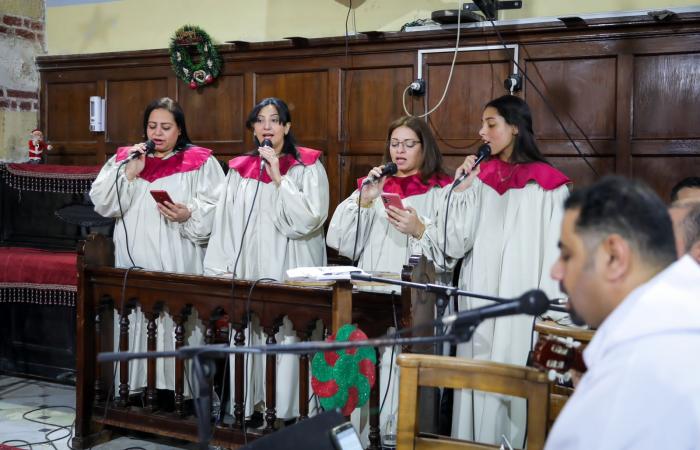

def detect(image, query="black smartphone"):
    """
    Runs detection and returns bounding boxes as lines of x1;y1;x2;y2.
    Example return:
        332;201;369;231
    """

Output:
329;422;363;450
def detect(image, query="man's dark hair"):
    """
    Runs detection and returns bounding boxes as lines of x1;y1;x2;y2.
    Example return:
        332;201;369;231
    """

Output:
680;202;700;253
670;177;700;202
565;176;676;268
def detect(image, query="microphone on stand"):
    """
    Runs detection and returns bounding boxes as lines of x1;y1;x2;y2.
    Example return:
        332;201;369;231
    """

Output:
361;162;398;186
452;143;491;188
441;289;550;327
260;138;272;171
127;140;156;161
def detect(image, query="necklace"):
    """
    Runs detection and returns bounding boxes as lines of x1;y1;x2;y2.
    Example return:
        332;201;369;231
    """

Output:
497;163;517;183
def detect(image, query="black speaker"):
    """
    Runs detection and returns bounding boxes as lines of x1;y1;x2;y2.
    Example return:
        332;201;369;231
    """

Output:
240;410;347;450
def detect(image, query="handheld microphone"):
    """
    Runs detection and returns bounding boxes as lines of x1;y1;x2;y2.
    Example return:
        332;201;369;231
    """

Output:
441;289;550;328
127;140;156;161
260;138;272;171
361;162;398;186
452;143;491;188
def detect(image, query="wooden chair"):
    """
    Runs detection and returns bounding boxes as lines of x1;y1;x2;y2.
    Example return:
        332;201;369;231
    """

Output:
396;354;550;450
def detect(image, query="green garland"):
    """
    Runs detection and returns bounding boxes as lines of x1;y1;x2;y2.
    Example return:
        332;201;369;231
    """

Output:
169;25;222;89
310;324;377;416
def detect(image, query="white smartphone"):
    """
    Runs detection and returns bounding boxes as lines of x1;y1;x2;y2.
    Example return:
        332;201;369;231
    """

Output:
329;422;363;450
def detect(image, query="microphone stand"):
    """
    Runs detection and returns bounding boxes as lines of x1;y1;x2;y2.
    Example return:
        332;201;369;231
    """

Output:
96;277;558;449
350;272;568;314
99;330;466;450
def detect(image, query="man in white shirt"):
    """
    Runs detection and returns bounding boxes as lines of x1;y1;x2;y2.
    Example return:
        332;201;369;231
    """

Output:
546;176;700;449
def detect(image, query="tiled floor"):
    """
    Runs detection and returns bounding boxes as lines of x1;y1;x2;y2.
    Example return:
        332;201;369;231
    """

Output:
0;376;193;450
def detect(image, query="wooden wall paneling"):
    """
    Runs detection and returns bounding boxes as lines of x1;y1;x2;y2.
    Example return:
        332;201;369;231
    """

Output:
629;51;700;198
43;80;101;164
615;54;634;177
632;52;700;143
177;73;245;158
254;70;330;151
548;156;616;190
421;48;513;155
104;78;170;154
523;57;618;157
36;14;700;202
632;156;700;201
343;66;415;145
243;71;257;155
326;68;342;213
339;154;384;197
341;65;415;201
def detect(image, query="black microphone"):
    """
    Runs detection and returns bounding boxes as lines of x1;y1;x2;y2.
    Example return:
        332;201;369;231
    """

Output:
361;162;398;186
260;138;272;171
452;143;491;188
441;289;550;328
127;140;156;161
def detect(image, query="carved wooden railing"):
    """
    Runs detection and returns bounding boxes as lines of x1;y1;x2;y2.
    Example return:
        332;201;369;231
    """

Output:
73;234;435;449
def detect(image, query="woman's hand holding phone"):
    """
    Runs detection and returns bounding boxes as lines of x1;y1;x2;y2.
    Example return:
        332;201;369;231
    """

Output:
383;194;425;239
150;190;191;223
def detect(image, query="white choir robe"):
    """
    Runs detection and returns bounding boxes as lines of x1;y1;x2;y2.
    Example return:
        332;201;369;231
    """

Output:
545;255;700;450
203;148;329;420
90;146;225;393
326;172;451;441
418;160;569;446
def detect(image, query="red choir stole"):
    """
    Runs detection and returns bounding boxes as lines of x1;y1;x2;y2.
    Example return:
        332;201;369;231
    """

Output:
477;159;570;195
356;172;453;199
115;146;212;183
228;147;323;183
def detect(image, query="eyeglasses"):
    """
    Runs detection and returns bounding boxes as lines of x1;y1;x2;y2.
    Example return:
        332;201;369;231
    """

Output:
389;139;421;149
255;116;282;127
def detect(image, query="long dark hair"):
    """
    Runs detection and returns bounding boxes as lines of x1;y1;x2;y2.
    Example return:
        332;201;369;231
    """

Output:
382;116;447;184
245;97;300;160
142;97;192;152
485;95;548;164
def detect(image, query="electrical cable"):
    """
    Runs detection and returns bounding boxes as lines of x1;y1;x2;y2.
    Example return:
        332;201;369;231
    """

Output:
240;277;277;444
351;188;364;264
477;13;599;176
3;405;77;450
402;0;464;118
378;293;399;417
208;170;264;445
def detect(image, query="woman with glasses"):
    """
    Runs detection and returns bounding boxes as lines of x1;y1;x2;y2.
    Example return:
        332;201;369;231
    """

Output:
203;97;329;424
327;115;451;274
327;116;451;441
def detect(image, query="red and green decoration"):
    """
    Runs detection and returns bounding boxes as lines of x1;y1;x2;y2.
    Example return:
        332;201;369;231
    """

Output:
169;25;222;89
311;324;377;416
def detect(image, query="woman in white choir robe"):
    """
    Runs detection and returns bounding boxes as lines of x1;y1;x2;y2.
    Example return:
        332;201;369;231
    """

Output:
90;97;225;393
418;95;570;446
327;115;451;438
203;97;329;421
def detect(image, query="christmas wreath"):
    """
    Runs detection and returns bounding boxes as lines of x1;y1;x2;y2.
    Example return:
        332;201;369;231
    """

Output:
311;324;377;416
169;25;222;89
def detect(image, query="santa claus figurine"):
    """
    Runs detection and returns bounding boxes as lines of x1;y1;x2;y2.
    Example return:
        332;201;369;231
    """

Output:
28;128;52;163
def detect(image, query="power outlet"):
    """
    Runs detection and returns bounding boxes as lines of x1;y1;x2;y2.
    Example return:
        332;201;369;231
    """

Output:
409;79;426;96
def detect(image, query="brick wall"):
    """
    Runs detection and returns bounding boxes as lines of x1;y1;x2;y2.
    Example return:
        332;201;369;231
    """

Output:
0;1;45;161
0;87;39;112
0;13;44;50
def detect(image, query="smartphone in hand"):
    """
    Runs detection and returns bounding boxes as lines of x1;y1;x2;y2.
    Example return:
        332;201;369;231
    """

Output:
150;190;173;205
380;192;406;211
